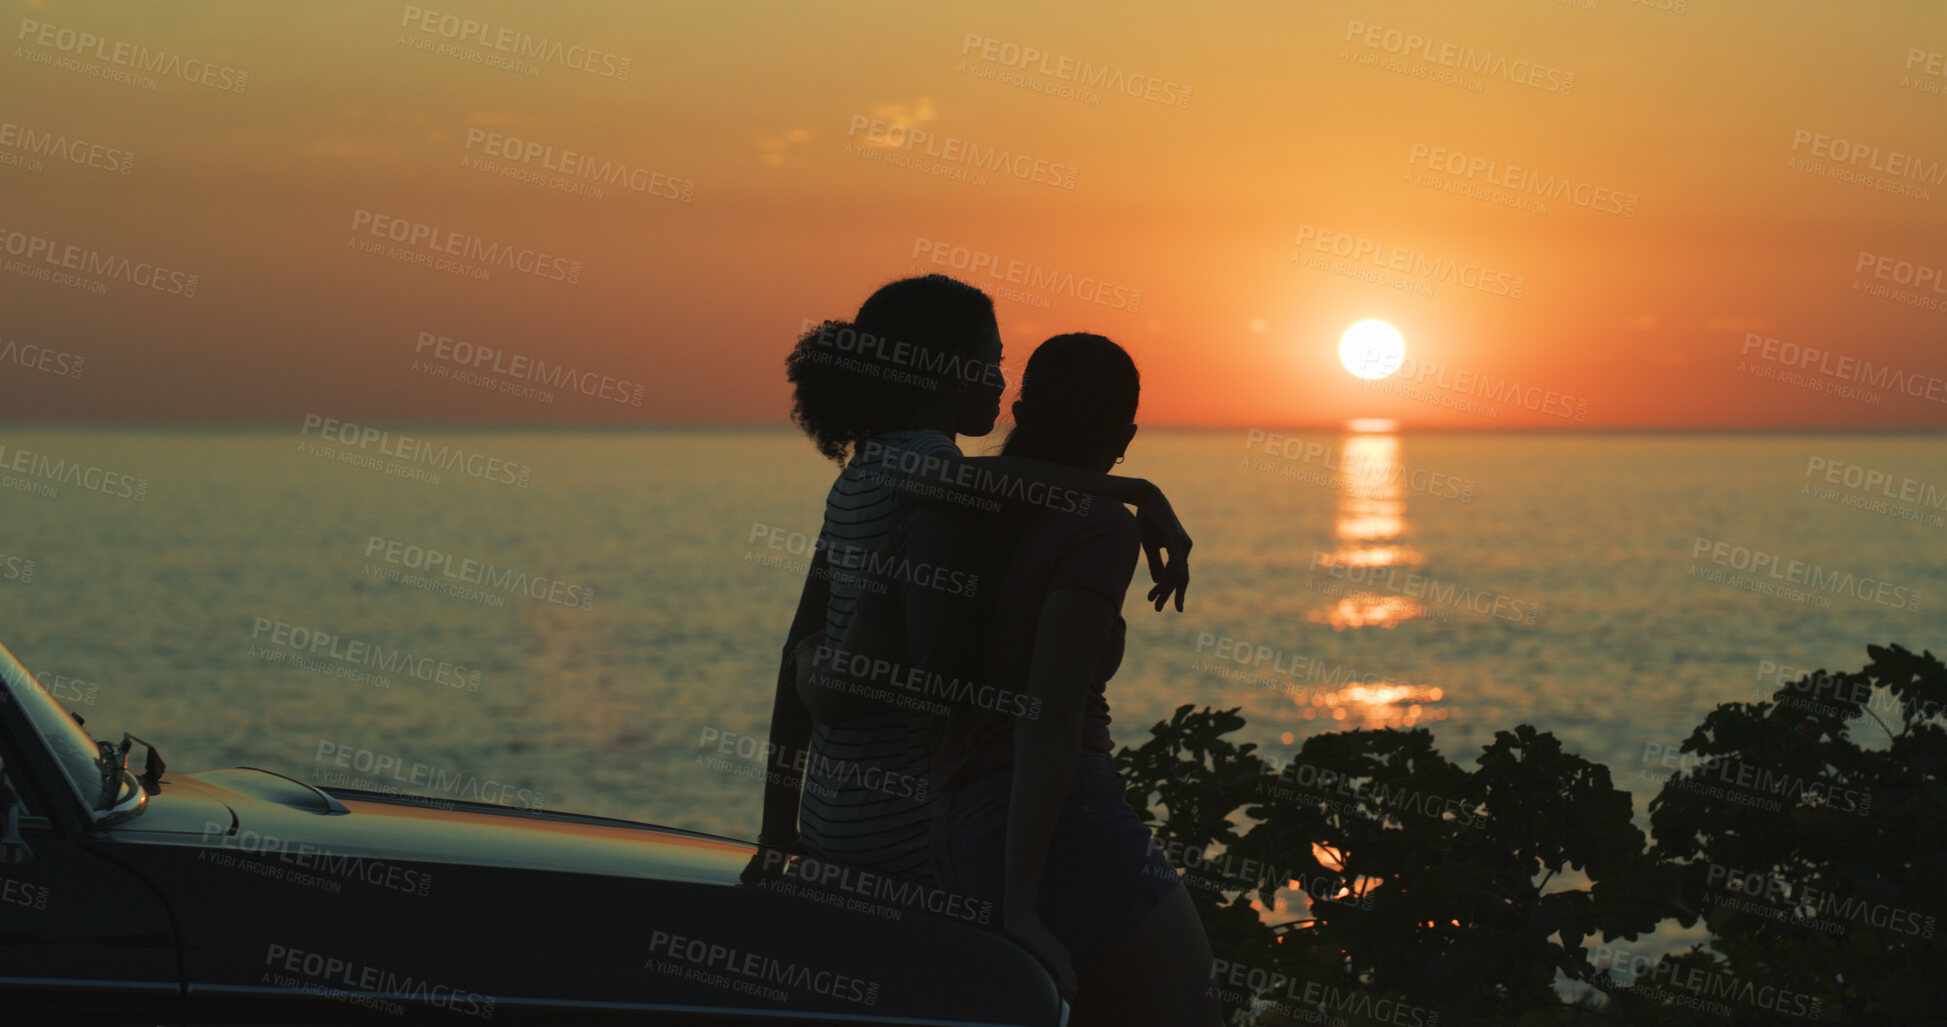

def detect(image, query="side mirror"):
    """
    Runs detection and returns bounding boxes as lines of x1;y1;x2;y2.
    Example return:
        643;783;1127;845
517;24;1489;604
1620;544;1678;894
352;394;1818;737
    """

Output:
0;757;33;865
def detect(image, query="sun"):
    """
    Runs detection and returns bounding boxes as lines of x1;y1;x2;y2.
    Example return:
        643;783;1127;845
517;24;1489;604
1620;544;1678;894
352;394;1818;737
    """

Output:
1339;320;1405;380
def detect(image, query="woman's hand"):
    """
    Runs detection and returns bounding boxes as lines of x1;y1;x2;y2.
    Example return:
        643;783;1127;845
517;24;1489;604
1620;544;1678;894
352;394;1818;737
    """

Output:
1134;489;1191;612
740;834;805;887
1005;910;1078;1001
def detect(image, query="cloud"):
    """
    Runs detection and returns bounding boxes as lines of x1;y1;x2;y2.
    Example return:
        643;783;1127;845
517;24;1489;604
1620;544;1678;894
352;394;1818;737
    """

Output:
757;127;813;166
857;97;937;149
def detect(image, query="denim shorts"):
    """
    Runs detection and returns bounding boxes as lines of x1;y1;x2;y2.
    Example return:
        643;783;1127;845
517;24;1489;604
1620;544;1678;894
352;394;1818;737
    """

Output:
932;752;1181;966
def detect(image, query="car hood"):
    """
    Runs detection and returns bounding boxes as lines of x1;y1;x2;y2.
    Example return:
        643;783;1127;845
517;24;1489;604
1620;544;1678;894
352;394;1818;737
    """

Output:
108;767;748;885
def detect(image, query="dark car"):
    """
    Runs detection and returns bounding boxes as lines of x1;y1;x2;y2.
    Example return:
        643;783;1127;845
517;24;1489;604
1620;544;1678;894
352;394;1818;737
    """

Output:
0;640;1066;1025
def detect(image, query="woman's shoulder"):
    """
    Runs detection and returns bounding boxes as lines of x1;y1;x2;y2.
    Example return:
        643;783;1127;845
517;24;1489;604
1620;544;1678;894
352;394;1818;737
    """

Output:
1079;496;1141;541
826;430;960;501
1028;499;1140;601
1038;494;1140;553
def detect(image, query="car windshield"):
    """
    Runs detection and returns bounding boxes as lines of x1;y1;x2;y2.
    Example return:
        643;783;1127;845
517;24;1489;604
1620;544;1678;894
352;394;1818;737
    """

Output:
0;642;113;812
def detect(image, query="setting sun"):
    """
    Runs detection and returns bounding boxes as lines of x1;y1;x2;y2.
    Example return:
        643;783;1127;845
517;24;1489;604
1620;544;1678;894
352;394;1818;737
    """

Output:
1339;320;1406;380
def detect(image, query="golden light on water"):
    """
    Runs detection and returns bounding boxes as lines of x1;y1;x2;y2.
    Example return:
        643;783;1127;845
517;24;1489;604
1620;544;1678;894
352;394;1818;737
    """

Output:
1294;424;1453;729
1309;532;1419;573
1294;677;1448;730
1335;494;1406;539
1308;594;1423;632
1308;430;1429;632
1241;423;1453;896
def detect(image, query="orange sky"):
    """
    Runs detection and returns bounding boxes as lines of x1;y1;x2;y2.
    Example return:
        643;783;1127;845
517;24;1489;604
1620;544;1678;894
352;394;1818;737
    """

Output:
3;0;1945;428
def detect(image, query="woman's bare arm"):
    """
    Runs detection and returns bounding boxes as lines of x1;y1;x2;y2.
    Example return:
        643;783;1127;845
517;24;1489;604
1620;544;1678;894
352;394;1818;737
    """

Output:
1002;586;1118;995
860;448;1191;612
754;545;830;852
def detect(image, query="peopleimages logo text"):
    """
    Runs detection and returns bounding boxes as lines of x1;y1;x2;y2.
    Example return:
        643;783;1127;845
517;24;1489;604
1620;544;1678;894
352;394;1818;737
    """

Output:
910;237;1142;310
1691;537;1922;612
0;121;134;174
462;129;691;201
399;6;632;79
0;223;199;295
1408;142;1637;217
1294;224;1526;299
364;535;596;610
1741;332;1947;404
959;33;1192;108
1344;19;1575;94
415;332;644;406
251;618;481;692
348;209;582;283
0;442;147;500
846;116;1078;190
1791;129;1947;186
314;741;543;809
16;18;249;91
300;415;533;487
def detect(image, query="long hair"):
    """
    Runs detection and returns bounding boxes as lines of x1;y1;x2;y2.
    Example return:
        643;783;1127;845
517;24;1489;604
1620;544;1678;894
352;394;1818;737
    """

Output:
784;274;997;463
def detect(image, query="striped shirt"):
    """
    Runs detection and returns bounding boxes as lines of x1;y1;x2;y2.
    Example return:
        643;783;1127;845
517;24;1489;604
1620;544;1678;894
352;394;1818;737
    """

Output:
798;429;958;880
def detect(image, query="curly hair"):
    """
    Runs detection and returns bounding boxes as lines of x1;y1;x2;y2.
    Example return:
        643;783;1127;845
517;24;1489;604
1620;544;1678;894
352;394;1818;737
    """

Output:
785;274;998;464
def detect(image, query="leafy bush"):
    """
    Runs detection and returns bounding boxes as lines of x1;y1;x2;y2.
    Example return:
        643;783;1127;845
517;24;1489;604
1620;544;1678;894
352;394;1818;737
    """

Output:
1114;644;1943;1026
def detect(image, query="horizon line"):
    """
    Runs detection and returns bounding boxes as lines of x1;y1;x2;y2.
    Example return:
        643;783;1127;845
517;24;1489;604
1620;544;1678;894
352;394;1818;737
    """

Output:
3;420;1944;435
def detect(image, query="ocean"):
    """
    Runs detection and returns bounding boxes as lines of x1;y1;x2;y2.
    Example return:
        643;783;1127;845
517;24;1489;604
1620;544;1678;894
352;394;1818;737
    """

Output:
1;427;1940;844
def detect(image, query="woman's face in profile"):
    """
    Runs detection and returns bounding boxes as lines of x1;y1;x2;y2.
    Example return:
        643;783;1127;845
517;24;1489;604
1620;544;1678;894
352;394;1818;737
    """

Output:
956;324;1006;437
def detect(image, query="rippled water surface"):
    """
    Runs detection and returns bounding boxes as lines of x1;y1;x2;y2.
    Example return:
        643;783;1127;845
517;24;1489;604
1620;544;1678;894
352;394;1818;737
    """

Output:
2;428;1941;842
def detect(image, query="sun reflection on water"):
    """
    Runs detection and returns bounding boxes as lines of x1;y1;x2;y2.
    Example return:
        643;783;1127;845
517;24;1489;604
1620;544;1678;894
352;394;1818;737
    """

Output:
1235;425;1455;933
1300;425;1449;729
1308;428;1429;632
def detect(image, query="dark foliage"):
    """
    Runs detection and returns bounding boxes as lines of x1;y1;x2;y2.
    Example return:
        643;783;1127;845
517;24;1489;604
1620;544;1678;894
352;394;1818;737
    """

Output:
1113;644;1943;1026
